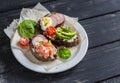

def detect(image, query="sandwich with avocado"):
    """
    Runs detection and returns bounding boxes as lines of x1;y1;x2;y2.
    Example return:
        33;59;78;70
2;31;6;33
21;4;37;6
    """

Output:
37;12;80;47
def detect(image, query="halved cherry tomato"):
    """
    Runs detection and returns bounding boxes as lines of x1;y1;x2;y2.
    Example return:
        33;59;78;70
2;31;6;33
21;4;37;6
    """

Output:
18;37;29;46
45;26;56;37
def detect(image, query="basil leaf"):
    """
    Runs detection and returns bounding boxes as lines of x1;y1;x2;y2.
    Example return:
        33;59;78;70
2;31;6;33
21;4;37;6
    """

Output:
57;47;71;59
17;20;37;38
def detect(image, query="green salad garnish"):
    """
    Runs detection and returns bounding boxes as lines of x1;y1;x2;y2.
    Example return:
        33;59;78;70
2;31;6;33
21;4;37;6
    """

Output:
56;26;76;40
16;20;37;38
57;47;71;60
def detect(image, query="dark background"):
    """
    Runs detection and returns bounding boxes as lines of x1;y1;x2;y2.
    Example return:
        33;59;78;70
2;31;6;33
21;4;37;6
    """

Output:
0;0;120;83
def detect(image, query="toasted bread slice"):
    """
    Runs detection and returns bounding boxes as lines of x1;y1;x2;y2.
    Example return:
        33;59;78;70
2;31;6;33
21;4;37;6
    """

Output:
50;34;80;47
30;44;57;61
36;12;80;47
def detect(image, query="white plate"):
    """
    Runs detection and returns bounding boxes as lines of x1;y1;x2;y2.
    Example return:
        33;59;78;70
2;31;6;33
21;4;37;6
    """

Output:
11;22;88;74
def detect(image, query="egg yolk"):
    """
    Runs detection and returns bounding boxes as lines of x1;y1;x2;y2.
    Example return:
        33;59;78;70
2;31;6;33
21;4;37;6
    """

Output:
42;17;51;26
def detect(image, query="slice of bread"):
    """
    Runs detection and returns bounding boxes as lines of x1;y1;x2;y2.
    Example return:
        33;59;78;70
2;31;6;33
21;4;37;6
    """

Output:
50;34;80;47
36;21;80;47
36;13;81;47
30;44;57;61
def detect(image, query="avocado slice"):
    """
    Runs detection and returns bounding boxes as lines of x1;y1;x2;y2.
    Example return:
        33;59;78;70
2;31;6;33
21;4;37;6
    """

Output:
56;26;76;39
56;32;72;39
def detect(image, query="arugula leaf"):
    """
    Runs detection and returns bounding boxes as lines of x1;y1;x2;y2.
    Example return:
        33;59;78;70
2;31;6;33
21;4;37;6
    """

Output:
17;20;37;38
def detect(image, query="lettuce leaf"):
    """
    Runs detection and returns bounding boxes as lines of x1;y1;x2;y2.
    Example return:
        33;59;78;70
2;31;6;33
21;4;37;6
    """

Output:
17;20;37;38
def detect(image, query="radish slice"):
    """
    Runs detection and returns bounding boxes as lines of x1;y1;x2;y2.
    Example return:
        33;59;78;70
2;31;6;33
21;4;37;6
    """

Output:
52;14;60;25
56;13;65;24
32;35;47;47
51;13;65;25
51;14;59;26
54;14;61;24
50;16;57;27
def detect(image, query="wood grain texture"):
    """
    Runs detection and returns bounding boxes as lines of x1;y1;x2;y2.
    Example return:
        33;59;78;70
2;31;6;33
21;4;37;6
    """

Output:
0;0;120;82
99;75;120;83
43;0;120;20
0;3;120;76
80;12;120;48
0;0;51;13
1;0;120;20
0;2;120;49
0;41;120;83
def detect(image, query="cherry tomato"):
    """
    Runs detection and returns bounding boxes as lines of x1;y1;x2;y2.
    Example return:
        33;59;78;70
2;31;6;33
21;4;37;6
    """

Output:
18;37;29;46
45;26;56;37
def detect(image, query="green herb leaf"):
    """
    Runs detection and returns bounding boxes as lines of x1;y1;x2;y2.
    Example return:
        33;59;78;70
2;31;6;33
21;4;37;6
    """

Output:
57;47;71;59
17;20;37;38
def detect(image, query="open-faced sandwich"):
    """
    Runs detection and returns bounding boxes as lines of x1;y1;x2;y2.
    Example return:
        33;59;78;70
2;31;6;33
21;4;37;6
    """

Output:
16;12;80;62
30;34;57;61
36;12;80;47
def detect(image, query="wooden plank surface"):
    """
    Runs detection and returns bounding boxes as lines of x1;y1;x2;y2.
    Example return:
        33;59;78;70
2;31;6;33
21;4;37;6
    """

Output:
1;41;120;83
99;75;120;83
0;0;120;82
0;4;120;82
0;0;120;20
44;0;120;20
0;0;51;13
0;1;120;48
80;12;120;48
0;12;120;82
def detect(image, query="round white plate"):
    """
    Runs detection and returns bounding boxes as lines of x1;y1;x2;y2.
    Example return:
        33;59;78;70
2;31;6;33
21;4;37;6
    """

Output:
11;22;88;74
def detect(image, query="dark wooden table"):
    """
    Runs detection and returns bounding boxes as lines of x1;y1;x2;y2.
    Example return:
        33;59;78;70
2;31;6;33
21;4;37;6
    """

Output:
1;0;120;83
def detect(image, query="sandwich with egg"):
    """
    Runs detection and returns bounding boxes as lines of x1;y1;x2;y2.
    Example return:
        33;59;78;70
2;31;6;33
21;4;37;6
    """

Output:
36;12;80;47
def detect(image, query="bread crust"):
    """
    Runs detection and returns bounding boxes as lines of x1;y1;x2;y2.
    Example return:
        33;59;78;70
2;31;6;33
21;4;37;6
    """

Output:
50;34;80;47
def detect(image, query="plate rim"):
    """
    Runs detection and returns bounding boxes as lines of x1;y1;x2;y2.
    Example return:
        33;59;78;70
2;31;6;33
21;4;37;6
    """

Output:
11;22;89;74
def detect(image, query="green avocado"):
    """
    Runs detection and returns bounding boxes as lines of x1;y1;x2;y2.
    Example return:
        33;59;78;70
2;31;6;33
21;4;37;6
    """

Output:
56;26;76;40
56;32;72;39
